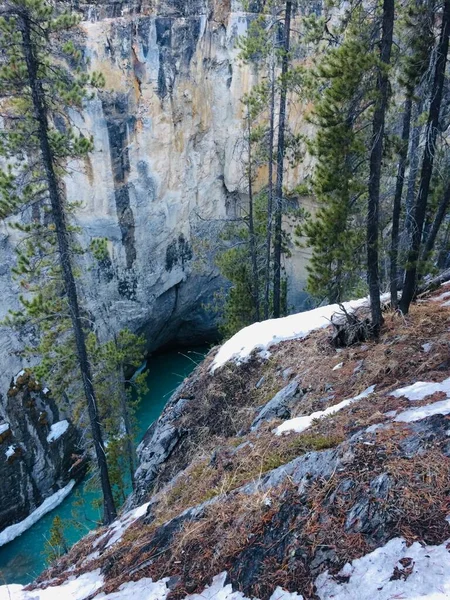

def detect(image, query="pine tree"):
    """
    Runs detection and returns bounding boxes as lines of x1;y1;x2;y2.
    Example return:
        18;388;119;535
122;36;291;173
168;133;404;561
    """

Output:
0;0;116;523
400;0;450;314
366;0;394;333
390;0;436;307
273;0;293;318
44;516;69;564
302;15;377;303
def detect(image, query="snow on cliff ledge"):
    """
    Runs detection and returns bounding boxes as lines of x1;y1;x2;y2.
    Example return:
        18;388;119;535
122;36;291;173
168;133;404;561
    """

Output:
212;295;387;372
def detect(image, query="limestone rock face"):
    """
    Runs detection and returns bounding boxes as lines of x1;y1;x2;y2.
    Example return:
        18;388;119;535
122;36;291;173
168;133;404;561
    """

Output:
0;372;84;532
0;0;318;527
0;0;317;400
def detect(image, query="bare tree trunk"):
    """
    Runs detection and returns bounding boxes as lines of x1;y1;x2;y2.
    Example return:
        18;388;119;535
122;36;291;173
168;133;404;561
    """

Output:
273;0;292;318
264;33;276;320
19;12;117;524
400;0;450;314
404;102;423;238
246;110;261;321
119;366;136;491
437;220;450;269
390;97;412;308
421;181;450;264
367;0;394;334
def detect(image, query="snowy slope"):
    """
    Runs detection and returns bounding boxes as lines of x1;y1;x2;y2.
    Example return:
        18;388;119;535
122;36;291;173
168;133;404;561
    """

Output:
212;295;388;371
2;534;450;600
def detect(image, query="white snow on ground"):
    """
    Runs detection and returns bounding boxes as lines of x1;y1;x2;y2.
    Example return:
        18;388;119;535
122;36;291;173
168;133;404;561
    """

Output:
315;536;450;600
388;377;450;423
0;480;75;548
3;536;450;600
46;420;69;443
275;385;376;436
5;445;15;459
0;423;10;435
391;377;450;401
212;295;389;372
96;577;171;600
181;573;303;600
13;369;25;385
433;290;450;302
94;501;151;550
395;398;450;423
0;570;103;600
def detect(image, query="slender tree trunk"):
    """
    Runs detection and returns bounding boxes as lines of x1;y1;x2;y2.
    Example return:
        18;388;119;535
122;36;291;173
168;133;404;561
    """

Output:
264;39;276;320
119;366;136;491
246;111;261;321
273;0;292;318
421;181;450;263
400;0;450;314
437;220;450;269
390;97;412;308
19;13;117;524
367;0;394;334
404;101;423;239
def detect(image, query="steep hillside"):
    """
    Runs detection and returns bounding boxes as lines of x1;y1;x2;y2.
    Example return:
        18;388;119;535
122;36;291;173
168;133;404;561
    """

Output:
3;284;450;599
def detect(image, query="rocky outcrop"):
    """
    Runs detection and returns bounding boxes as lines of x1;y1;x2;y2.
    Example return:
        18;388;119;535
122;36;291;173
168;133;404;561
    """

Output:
0;371;85;533
250;378;302;429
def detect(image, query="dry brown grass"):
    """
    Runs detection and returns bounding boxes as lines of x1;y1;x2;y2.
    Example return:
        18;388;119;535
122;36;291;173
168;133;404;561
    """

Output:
31;293;450;598
85;427;450;600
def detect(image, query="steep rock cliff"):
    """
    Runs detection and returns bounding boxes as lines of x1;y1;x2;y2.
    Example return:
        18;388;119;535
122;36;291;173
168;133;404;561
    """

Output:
0;0;317;531
0;371;85;535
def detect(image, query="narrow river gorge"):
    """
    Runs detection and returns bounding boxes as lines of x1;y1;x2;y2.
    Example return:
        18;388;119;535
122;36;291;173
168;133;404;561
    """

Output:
0;346;208;586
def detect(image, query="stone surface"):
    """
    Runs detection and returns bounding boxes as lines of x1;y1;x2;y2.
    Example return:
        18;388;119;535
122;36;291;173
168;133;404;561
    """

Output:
250;379;302;430
0;373;85;532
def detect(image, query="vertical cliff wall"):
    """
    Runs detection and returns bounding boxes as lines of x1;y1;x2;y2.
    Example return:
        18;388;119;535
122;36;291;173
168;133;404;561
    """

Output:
0;0;319;526
1;0;318;399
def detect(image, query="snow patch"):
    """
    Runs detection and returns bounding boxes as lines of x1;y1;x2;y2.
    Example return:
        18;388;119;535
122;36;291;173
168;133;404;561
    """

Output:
13;369;25;385
3;536;450;600
387;377;450;423
0;570;103;600
0;480;75;547
332;362;344;371
212;295;389;372
433;290;450;302
94;501;151;550
391;377;450;401
46;420;69;443
96;577;170;600
5;445;15;459
182;573;303;600
275;385;376;436
315;536;450;600
422;342;433;353
0;423;10;435
395;398;450;423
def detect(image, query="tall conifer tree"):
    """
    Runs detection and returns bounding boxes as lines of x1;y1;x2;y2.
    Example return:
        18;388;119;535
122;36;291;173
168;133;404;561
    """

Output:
0;0;116;523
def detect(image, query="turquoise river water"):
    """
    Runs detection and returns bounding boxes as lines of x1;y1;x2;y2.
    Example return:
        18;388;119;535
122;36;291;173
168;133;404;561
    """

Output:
0;346;208;586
